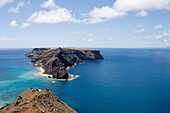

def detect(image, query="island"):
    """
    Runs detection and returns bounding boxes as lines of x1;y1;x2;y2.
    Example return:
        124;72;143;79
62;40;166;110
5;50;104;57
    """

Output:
25;48;104;80
0;88;77;113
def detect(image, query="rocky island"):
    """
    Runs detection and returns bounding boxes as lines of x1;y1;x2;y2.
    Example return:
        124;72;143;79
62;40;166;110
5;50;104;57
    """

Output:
25;48;104;80
0;88;77;113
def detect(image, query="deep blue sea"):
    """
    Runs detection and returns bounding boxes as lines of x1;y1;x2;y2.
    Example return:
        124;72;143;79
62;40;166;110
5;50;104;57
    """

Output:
0;48;170;113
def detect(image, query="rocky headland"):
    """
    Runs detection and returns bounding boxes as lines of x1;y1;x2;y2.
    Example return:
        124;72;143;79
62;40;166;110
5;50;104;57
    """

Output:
25;48;104;80
0;88;77;113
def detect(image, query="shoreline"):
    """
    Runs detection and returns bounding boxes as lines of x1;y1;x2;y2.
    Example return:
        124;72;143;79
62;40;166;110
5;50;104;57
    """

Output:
35;67;79;81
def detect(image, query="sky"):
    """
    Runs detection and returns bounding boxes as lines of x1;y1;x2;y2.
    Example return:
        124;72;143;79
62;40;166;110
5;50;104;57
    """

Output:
0;0;170;48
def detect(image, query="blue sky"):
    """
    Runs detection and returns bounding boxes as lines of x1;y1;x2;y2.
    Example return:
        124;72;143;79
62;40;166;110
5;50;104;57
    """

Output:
0;0;170;48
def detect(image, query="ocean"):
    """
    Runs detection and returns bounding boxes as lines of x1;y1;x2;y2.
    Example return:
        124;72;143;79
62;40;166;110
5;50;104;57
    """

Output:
0;48;170;113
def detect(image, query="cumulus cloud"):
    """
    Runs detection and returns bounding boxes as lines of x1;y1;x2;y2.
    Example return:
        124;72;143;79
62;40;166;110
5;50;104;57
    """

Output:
10;20;18;27
83;6;127;24
28;0;80;24
136;10;148;17
0;37;18;41
21;22;30;28
113;0;170;11
154;24;163;29
8;1;25;13
0;0;13;7
28;9;80;23
83;0;170;24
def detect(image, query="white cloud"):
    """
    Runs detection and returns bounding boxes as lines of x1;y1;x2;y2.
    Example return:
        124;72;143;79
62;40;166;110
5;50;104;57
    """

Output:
136;10;148;17
41;0;57;9
28;0;80;24
21;22;30;28
84;0;170;24
133;28;145;33
113;0;170;11
10;20;18;27
8;1;25;13
0;37;18;41
0;0;13;7
71;30;85;35
28;9;80;23
154;24;163;29
83;6;127;24
144;30;170;39
83;38;95;42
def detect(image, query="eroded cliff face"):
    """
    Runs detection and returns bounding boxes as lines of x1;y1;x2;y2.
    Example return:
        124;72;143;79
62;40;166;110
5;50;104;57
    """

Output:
25;48;104;79
0;88;77;113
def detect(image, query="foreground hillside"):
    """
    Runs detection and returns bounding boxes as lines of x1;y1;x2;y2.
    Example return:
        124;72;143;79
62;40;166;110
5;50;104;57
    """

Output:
0;88;77;113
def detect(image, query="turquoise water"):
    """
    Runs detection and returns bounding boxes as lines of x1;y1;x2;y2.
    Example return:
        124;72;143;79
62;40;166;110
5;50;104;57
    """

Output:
0;48;170;113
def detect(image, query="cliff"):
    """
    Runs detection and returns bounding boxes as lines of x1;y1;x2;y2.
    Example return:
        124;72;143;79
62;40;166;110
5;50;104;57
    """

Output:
25;48;104;79
0;88;77;113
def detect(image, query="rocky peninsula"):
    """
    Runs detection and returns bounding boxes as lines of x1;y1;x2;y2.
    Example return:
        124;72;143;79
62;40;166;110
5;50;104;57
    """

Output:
0;88;77;113
25;48;104;80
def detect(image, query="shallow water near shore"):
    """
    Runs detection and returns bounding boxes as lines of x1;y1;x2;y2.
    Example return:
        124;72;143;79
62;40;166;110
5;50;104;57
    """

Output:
0;48;170;113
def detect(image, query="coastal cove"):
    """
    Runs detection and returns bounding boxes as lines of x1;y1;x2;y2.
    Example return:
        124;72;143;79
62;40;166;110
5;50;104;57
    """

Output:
0;48;170;113
35;67;80;81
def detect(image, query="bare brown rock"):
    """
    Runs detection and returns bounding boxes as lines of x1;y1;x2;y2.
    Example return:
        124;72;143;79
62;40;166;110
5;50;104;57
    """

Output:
0;88;77;113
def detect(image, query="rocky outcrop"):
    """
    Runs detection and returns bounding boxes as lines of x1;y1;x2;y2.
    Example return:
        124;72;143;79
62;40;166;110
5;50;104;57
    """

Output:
25;48;104;79
0;88;77;113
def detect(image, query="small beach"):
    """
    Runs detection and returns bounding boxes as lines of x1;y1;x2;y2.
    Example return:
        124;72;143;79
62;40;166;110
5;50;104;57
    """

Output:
35;67;79;81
